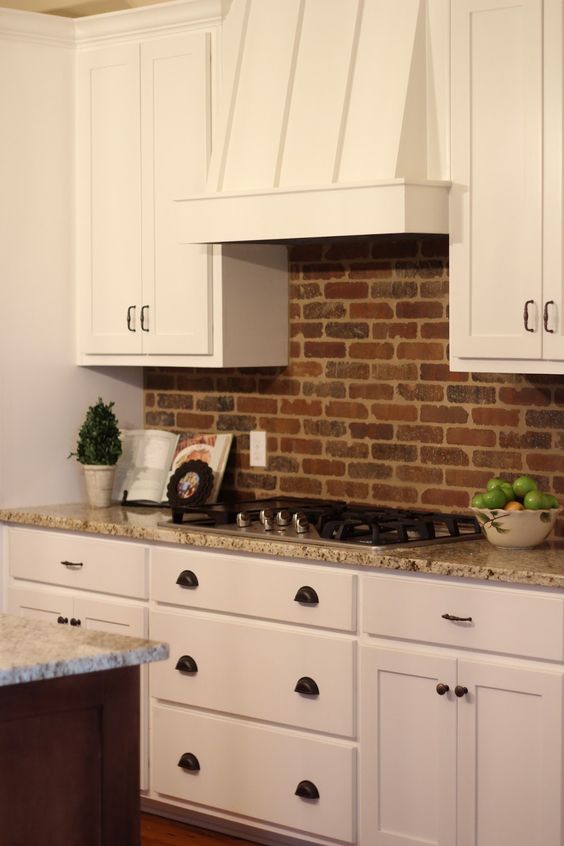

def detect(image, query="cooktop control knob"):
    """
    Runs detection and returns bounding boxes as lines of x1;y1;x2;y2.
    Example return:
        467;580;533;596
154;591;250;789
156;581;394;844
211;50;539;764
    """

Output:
259;508;275;530
293;512;310;534
236;511;252;528
276;509;292;527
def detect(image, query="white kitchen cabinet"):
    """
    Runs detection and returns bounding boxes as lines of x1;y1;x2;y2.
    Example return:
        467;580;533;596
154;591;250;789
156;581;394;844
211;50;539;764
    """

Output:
5;527;150;791
449;0;564;373
76;20;288;368
360;573;564;846
149;544;357;844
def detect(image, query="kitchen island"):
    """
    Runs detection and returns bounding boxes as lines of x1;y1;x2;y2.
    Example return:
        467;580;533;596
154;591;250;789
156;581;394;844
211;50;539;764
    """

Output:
0;614;168;846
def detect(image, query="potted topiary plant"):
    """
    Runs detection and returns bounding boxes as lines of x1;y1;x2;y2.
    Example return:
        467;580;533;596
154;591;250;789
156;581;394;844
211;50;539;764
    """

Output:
70;397;122;507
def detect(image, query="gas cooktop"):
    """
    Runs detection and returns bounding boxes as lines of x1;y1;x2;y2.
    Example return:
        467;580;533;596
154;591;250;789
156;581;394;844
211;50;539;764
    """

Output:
159;497;483;550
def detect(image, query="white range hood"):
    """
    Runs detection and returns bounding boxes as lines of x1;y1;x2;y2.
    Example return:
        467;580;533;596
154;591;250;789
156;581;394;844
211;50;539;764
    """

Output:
177;0;450;243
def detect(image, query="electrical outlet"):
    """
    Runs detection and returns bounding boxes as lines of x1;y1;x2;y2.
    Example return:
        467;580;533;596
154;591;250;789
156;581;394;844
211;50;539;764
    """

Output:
250;430;267;467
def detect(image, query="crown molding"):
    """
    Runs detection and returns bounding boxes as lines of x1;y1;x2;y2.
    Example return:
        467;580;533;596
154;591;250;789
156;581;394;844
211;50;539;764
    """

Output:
74;0;223;44
0;7;74;46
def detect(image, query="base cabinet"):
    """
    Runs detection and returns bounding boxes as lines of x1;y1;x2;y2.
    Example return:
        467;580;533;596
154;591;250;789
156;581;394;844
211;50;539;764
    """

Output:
360;570;564;846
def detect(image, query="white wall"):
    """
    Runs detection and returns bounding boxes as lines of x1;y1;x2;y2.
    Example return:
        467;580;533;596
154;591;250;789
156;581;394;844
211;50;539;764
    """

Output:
0;13;143;507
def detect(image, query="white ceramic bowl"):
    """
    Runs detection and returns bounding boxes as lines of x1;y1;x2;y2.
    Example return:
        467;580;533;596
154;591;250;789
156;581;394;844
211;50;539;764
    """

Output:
470;506;561;549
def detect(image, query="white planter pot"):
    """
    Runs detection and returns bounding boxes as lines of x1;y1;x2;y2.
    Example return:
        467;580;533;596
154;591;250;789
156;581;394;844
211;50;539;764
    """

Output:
82;464;116;508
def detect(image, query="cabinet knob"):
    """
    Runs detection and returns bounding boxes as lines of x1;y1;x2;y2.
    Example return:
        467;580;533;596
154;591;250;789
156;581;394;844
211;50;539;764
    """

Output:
140;304;150;332
57;616;68;625
175;655;198;674
294;586;319;605
544;300;556;333
69;618;81;627
455;685;469;698
176;570;199;589
126;305;136;332
295;780;320;800
523;299;536;332
436;683;450;696
294;676;320;696
177;752;200;772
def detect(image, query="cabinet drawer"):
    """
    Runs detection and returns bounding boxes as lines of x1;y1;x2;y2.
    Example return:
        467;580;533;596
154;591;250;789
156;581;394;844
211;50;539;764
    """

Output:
8;528;148;599
152;705;356;843
362;574;564;661
151;546;356;631
150;611;355;736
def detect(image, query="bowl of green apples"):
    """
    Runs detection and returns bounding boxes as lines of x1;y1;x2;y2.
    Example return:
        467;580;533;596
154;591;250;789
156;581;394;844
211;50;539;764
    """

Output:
470;475;561;549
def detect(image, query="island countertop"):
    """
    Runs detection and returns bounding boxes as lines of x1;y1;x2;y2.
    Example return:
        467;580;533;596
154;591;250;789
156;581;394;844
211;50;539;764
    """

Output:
0;613;169;687
1;502;564;590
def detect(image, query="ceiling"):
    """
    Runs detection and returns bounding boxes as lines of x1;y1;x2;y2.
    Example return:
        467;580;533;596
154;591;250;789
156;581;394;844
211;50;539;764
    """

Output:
0;0;170;17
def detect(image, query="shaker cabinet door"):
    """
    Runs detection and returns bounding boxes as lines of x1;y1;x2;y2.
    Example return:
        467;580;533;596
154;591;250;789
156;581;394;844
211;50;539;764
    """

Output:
140;32;213;356
77;43;143;354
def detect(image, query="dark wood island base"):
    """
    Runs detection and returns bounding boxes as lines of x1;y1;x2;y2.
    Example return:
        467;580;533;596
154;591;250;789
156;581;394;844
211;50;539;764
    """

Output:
0;665;141;846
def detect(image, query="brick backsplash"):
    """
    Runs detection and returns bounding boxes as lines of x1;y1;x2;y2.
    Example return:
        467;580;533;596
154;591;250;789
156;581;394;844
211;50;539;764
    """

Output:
144;235;564;520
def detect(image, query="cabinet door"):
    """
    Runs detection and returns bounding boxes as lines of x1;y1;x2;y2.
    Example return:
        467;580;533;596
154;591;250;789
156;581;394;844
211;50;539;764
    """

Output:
140;32;212;355
539;0;564;360
450;0;543;360
360;646;457;846
77;43;143;354
457;659;563;846
7;586;73;624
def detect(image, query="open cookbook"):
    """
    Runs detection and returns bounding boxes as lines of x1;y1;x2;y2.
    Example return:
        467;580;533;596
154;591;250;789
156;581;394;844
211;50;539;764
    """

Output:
112;430;233;506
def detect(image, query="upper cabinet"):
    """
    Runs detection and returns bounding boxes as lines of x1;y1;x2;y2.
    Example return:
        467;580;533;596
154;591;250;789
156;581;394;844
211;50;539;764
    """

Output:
75;8;288;368
449;0;563;374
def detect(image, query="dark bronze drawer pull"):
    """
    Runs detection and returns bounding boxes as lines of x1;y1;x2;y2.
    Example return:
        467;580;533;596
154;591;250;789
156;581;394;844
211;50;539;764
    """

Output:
294;586;319;605
294;676;320;696
57;616;68;625
176;570;199;588
175;655;198;674
441;613;472;622
69;618;81;627
295;780;320;800
178;752;200;771
455;685;469;698
436;683;450;696
61;560;83;569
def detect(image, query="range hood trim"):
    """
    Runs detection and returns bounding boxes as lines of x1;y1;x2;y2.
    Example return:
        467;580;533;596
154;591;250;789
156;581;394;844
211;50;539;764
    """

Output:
177;178;451;244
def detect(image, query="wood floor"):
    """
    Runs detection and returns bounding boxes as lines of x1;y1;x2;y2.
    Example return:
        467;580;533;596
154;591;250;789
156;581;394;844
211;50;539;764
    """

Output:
141;813;263;846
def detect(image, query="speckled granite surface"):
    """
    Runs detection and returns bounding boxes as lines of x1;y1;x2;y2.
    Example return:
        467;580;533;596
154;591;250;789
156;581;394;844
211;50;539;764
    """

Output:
1;502;564;590
0;613;169;687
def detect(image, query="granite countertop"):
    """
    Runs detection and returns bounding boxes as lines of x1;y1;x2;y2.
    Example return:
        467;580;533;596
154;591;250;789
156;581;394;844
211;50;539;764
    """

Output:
0;613;169;687
1;502;564;590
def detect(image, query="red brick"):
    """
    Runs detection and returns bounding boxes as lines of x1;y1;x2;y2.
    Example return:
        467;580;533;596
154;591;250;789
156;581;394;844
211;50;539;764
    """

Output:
349;423;394;440
526;454;564;473
286;361;323;377
499;387;551;406
258;417;301;435
421;405;469;424
371;404;418;422
349;462;393;480
472;450;523;470
396;301;443;319
446;428;496;447
396;424;443;443
373;363;419;381
326;322;370;339
397;384;444;402
397;342;444;361
303;459;346;477
349;342;394;360
445;469;492;488
303;264;346;280
421;488;469;508
176;412;214;429
349;383;394;401
472;407;520;427
303;381;346;398
396;465;443;484
421;446;469;466
280;476;323;495
325;400;369;419
326;441;370;459
280;437;323;456
386;322;418;339
324;281;368;298
421;322;449;340
280;398;323;416
350;302;394;319
304;341;347;358
291;322;323;338
420;363;468;382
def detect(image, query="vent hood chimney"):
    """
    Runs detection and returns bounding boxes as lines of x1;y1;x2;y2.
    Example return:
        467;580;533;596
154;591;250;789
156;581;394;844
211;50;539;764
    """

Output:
177;0;450;243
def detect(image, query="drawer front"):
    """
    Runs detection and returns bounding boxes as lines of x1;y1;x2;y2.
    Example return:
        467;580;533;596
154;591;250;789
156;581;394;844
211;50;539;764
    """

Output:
151;546;356;631
150;611;355;736
152;705;356;843
362;574;564;661
8;527;148;599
